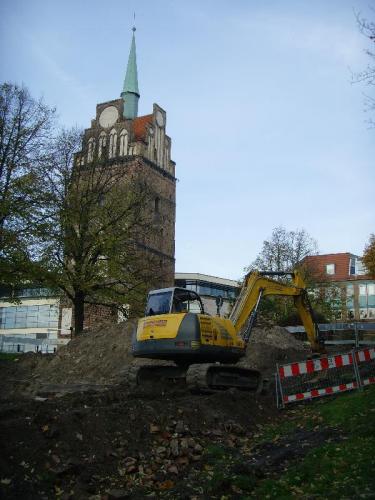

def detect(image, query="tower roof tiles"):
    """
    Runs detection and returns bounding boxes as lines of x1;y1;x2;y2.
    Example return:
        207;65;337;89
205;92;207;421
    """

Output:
133;114;153;141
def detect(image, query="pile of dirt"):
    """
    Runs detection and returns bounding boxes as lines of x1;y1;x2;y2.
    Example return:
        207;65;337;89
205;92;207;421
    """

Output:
24;322;310;391
31;321;137;388
239;326;311;374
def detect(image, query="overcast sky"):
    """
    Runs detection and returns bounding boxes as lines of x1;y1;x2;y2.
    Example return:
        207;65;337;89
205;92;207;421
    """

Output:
1;0;374;280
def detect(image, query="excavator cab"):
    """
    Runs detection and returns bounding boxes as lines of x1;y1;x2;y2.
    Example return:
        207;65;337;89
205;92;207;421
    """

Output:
145;288;205;316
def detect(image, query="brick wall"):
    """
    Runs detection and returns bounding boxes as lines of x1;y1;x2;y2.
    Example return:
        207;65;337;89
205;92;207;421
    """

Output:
303;253;352;282
70;99;176;324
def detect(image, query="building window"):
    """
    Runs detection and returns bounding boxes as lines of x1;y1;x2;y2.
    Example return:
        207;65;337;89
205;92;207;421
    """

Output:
326;263;335;275
360;308;368;319
155;197;160;213
349;258;356;275
346;284;354;308
0;304;59;330
368;284;375;307
0;287;56;299
98;193;105;207
87;138;95;162
98;132;107;158
355;259;366;276
334;310;343;320
119;129;128;156
109;129;117;158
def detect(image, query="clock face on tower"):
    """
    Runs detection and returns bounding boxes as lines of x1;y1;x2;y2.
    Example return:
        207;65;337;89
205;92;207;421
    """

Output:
99;106;119;128
156;110;164;127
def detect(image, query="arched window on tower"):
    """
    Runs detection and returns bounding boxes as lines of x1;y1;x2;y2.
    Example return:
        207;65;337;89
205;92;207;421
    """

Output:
87;138;95;162
109;129;117;158
98;132;107;159
119;129;128;156
164;138;170;169
148;128;154;160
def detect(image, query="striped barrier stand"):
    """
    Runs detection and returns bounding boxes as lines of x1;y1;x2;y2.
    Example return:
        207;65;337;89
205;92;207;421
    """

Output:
276;352;360;408
354;347;375;387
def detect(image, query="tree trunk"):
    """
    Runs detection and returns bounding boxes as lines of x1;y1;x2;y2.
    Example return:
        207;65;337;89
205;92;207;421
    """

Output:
73;290;85;335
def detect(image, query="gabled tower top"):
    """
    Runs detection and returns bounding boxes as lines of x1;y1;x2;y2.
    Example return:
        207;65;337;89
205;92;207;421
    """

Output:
121;24;140;119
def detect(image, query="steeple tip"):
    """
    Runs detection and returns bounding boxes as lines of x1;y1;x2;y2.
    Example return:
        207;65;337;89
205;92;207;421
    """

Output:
121;19;140;119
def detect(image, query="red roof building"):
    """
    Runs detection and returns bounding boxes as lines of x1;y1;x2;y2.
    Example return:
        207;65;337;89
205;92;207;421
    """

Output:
301;253;375;321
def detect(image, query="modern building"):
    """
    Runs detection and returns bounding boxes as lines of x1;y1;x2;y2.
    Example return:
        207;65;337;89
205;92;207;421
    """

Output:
0;287;70;353
301;253;375;321
174;273;240;317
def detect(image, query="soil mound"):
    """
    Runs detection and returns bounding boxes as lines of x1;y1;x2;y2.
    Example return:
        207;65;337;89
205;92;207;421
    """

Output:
27;322;309;388
31;321;137;386
239;326;311;374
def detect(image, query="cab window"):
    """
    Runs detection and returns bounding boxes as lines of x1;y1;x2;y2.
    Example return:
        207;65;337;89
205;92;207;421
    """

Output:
145;291;172;316
172;289;204;314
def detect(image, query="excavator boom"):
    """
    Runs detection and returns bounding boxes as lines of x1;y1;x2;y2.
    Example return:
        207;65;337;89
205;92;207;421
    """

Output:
229;270;323;353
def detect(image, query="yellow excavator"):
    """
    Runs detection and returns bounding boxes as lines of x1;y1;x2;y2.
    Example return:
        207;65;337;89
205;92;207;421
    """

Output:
130;270;324;392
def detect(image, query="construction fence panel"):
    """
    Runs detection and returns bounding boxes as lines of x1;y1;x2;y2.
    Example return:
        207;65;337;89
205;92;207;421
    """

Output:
286;322;375;346
355;347;375;387
276;352;360;408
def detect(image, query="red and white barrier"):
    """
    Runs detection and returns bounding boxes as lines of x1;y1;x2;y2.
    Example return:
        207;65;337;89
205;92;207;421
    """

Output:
282;382;358;404
279;353;354;379
355;347;375;363
276;348;375;408
354;347;375;388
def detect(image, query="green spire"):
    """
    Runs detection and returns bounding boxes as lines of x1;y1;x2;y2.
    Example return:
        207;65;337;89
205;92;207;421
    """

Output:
121;27;140;119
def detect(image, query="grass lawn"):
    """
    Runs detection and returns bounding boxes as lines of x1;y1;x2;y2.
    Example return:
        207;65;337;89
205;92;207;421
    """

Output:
0;352;21;361
200;385;375;499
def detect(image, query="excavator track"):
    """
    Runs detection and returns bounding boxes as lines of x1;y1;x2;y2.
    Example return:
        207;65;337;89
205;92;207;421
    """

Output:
121;364;263;394
121;364;187;389
186;364;263;393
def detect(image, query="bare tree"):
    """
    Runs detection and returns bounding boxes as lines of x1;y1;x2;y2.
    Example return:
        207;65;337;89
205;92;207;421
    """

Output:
353;11;375;126
0;82;56;288
31;128;164;334
247;226;318;273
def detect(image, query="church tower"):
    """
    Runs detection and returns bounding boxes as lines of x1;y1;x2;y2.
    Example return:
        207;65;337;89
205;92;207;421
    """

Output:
75;27;176;305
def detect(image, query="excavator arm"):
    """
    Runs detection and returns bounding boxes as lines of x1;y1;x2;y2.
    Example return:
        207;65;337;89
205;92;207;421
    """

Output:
229;270;324;353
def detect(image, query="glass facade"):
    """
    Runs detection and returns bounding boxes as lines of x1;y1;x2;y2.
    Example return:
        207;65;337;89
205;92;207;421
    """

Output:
0;287;57;299
358;283;375;318
0;304;59;330
176;280;238;300
341;282;375;320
